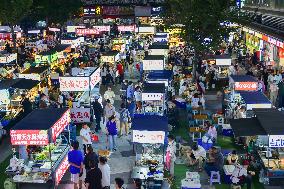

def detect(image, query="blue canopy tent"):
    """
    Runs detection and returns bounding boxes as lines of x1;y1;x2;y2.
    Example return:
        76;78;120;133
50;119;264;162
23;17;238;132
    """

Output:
239;91;272;110
146;70;173;87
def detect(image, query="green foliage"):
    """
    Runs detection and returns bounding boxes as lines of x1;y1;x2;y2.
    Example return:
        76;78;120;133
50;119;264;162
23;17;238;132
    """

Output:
163;0;248;52
30;0;83;25
0;0;33;25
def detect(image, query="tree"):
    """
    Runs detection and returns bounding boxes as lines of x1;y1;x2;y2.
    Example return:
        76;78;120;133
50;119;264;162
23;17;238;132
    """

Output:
163;0;248;76
30;0;82;25
0;0;33;51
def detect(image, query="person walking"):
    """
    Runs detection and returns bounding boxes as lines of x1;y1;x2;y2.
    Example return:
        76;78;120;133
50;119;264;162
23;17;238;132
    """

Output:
92;96;103;132
117;62;124;84
85;160;102;189
106;115;118;151
104;100;116;122
134;86;142;112
104;87;115;105
126;81;134;99
127;98;136;120
119;103;131;136
166;135;176;177
80;124;92;155
269;81;278;106
68;141;84;189
84;146;99;172
115;178;124;189
98;156;111;189
278;78;284;109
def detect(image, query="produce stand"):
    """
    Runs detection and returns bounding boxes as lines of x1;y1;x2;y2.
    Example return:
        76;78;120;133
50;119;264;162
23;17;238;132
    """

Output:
143;55;165;71
230;109;284;184
142;83;166;116
131;115;168;189
19;66;50;82
6;108;71;189
0;79;40;128
59;67;101;123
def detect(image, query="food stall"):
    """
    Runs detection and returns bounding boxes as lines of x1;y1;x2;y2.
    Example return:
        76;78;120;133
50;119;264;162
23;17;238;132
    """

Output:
6;108;71;188
142;83;166;116
238;91;272;111
0;79;40;127
146;70;173;97
230;109;284;183
0;53;17;65
224;75;258;118
206;55;232;79
19;66;50;82
131;115;168;189
100;51;120;64
35;45;71;64
59;67;101;123
148;42;169;58
111;38;126;53
143;55;165;71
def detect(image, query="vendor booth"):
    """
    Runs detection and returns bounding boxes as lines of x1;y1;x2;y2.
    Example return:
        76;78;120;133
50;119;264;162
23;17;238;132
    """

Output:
238;91;272;110
142;83;166;115
35;45;71;64
206;55;232;79
100;51;120;64
6;108;71;188
0;79;40;127
19;66;50;81
230;109;284;184
148;42;169;58
59;67;101;123
131;115;168;189
0;53;17;66
61;37;84;49
111;38;126;53
143;55;165;71
146;70;173;98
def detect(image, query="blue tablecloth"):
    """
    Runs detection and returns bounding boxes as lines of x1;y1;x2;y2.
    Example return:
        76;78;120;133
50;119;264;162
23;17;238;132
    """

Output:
197;139;213;150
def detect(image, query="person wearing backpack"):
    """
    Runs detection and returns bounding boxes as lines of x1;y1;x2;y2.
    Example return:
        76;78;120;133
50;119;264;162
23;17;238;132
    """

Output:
119;103;131;137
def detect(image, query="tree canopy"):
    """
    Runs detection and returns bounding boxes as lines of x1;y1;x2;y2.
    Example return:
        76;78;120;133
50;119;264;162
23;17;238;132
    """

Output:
0;0;33;25
30;0;82;25
163;0;247;53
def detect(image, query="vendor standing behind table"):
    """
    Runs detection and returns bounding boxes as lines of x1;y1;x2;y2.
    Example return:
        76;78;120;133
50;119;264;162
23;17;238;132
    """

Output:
166;135;176;178
92;96;103;132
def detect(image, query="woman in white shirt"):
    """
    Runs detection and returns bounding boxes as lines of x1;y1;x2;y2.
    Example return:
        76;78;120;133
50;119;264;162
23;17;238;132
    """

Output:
98;156;110;188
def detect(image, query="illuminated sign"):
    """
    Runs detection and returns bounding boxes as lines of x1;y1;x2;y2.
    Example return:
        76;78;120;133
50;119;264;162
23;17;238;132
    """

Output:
93;25;110;32
75;28;99;35
10;130;49;145
117;25;135;32
90;68;101;90
71;108;91;123
234;82;258;91
269;135;284;148
142;93;164;101
143;59;164;71
59;77;90;91
133;130;165;144
51;109;70;142
84;6;102;17
55;156;70;185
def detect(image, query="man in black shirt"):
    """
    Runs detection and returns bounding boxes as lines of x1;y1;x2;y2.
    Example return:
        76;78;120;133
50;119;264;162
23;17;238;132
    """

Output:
85;160;102;189
92;97;103;132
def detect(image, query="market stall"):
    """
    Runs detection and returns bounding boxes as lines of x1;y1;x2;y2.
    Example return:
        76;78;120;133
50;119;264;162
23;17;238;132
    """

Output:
61;37;84;49
59;67;101;123
224;75;258;118
143;55;165;71
19;66;50;82
142;83;166;115
146;70;173;97
238;91;272;110
0;79;40;128
0;53;17;66
230;109;284;183
34;45;71;64
111;38;126;53
6;108;71;188
100;51;120;64
206;55;232;79
148;42;169;58
131;115;168;189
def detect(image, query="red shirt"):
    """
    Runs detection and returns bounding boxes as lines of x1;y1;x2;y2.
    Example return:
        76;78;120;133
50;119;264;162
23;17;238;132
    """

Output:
117;64;123;75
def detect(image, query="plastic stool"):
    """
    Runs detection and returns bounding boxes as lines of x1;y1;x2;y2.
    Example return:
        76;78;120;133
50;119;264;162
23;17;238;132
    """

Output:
210;171;221;185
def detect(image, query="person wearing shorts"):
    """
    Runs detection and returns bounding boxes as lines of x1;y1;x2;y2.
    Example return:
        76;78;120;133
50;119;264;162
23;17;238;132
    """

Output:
68;141;84;189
